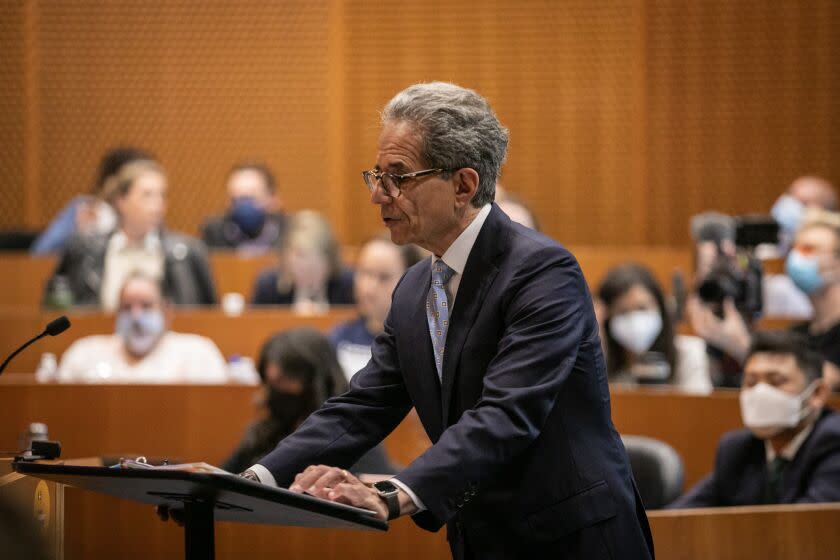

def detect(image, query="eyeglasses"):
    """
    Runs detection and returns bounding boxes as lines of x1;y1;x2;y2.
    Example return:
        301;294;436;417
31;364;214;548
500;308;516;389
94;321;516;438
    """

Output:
361;168;451;198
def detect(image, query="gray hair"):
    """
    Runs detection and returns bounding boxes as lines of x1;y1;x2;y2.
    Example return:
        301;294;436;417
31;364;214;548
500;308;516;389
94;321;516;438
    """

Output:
381;82;509;207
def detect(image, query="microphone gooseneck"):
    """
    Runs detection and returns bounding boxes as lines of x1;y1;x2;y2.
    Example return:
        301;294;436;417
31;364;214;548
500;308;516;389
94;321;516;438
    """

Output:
0;316;72;375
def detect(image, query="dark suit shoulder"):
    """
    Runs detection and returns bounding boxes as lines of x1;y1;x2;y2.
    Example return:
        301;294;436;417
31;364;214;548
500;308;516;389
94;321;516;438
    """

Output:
807;409;840;449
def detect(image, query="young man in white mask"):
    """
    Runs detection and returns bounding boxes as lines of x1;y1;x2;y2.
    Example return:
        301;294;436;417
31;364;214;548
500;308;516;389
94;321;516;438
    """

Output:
57;273;228;383
670;331;840;507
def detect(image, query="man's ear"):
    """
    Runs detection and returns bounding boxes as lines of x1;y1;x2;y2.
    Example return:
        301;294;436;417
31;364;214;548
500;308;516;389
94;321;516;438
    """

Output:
810;374;831;409
453;168;480;209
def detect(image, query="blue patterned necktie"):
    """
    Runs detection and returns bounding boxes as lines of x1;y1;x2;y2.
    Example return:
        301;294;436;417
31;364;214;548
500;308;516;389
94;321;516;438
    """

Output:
427;259;455;380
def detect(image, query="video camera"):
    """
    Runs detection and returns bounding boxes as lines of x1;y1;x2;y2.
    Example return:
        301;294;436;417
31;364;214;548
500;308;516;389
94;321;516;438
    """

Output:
691;213;779;319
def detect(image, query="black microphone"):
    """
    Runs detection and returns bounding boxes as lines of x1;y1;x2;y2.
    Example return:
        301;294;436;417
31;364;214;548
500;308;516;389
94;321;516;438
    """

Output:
0;315;71;375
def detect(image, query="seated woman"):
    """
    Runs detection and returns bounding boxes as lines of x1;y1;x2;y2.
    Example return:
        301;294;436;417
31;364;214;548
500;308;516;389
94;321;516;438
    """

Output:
251;210;354;311
31;146;152;255
56;272;228;383
44;158;217;309
597;263;712;393
223;328;396;475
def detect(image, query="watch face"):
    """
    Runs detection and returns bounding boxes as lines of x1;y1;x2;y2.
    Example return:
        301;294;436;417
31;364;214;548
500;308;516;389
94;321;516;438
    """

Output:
373;480;398;494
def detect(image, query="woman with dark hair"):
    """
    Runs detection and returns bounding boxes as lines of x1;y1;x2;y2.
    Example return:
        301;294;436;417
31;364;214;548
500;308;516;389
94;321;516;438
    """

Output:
597;263;712;393
222;328;396;475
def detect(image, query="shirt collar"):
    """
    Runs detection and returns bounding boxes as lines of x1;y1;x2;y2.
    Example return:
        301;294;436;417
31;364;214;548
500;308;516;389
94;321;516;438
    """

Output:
765;421;815;463
110;230;161;252
434;204;491;275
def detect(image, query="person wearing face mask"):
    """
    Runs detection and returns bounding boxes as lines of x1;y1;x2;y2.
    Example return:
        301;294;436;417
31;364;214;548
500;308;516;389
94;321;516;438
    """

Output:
44;159;217;309
597;264;712;394
251;210;354;311
690;210;840;391
56;273;227;383
222;328;396;476
201;162;288;254
329;234;424;380
669;331;840;508
764;175;837;318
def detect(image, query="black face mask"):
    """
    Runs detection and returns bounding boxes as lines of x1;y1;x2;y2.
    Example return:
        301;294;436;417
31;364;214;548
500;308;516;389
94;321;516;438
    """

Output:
266;390;306;425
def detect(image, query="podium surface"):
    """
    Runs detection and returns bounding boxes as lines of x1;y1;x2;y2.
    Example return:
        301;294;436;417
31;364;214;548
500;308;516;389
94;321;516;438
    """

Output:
14;461;386;560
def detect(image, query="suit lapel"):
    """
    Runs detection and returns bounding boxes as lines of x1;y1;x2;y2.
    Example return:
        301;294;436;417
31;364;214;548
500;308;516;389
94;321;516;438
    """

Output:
440;206;509;426
407;262;444;438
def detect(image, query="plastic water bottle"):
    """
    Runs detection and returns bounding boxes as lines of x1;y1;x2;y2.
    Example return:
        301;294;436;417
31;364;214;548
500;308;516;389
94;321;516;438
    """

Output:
227;355;259;385
35;353;58;383
46;275;74;309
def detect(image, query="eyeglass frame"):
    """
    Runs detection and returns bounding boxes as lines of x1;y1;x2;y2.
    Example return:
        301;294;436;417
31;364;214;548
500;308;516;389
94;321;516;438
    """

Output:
361;167;454;198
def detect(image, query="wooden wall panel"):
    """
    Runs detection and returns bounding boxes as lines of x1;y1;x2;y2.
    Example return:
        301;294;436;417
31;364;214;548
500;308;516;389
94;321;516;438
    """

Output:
0;1;26;228
1;1;839;246
644;0;840;245
22;0;334;237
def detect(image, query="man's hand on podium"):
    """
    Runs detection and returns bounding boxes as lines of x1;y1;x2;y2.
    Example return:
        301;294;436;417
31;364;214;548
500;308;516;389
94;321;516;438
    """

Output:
290;465;411;522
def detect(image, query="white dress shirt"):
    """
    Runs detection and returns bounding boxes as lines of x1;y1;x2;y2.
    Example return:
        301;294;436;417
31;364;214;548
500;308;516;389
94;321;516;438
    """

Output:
100;231;165;312
248;205;493;508
765;421;814;463
56;331;229;384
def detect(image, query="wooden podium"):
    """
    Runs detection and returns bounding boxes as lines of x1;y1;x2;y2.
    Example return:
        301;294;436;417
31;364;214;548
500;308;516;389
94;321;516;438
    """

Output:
13;461;386;560
0;458;64;560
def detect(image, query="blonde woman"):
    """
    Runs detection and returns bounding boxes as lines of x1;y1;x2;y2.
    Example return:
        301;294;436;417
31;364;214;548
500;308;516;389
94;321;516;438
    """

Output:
251;210;354;311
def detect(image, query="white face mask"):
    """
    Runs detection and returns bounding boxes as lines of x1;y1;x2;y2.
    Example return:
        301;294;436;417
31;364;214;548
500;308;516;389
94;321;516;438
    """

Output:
609;309;663;355
739;381;817;438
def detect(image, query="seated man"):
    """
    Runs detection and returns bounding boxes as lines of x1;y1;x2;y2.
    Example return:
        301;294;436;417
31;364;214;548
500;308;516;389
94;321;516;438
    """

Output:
670;331;840;507
201;162;287;253
44;159;217;309
329;234;422;379
57;273;228;383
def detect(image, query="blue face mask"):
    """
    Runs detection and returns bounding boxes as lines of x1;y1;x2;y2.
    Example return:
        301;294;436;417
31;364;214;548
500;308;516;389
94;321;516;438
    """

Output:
785;250;825;295
229;198;267;238
771;194;805;235
116;310;165;356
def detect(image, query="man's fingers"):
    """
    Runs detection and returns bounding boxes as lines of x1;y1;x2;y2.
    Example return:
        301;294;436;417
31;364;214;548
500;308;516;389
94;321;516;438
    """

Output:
308;468;352;498
290;465;331;493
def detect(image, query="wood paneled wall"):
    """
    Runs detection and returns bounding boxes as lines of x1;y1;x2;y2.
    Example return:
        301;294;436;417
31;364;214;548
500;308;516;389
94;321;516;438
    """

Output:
1;1;838;246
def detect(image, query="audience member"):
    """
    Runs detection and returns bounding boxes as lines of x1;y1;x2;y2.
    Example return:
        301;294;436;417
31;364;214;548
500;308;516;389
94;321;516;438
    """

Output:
56;273;227;383
765;175;838;317
30;147;152;255
670;331;840;507
251;210;354;311
329;234;423;379
201;162;287;253
495;188;539;230
597;264;712;393
690;210;840;390
222;328;395;475
44;159;217;309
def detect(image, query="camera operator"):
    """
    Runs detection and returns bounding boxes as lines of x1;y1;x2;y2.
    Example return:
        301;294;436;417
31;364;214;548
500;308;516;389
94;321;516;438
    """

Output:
690;210;840;391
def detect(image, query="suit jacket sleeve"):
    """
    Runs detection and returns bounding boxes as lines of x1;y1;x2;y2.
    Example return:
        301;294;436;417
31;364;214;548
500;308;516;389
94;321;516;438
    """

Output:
667;473;719;508
189;240;217;305
793;430;840;503
396;247;596;528
257;309;413;486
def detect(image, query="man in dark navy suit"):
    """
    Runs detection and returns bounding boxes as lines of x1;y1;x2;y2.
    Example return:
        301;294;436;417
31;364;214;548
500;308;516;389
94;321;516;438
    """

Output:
243;82;653;559
671;331;840;508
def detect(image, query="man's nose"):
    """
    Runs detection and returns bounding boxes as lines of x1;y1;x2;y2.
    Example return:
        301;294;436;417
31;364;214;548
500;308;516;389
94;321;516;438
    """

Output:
369;183;391;205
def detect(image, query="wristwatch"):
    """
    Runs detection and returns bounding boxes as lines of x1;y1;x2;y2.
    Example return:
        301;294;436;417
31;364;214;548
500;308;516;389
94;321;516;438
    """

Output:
372;480;401;520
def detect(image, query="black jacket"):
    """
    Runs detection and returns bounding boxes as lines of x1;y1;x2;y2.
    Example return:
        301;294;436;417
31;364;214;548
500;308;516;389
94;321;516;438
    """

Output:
44;229;217;307
670;408;840;508
201;212;287;251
